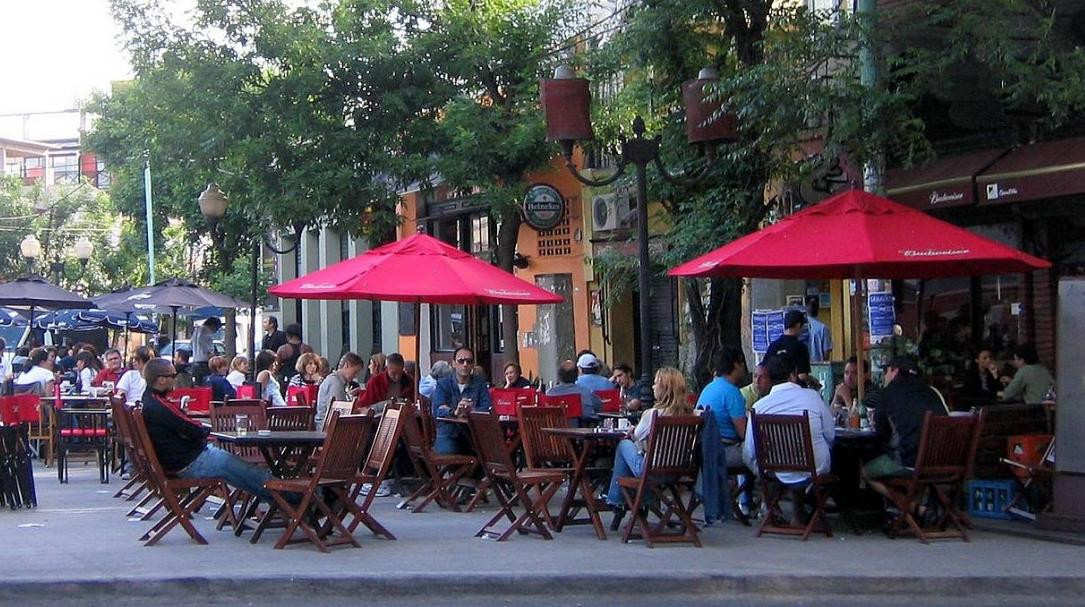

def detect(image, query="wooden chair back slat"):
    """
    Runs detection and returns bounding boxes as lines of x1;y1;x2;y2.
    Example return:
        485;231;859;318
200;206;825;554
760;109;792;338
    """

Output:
325;401;356;430
912;410;986;480
468;411;518;478
518;406;573;468
363;407;405;477
642;415;702;475
210;403;267;463
266;406;315;431
417;396;435;445
751;411;817;475
222;397;265;408
317;410;375;481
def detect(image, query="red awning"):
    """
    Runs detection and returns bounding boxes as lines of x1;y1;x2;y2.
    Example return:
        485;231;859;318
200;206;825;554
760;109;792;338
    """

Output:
977;136;1085;204
886;149;1007;210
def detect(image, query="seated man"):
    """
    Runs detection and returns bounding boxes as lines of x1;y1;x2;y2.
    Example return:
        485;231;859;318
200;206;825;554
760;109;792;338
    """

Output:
139;358;272;500
92;349;125;387
610;363;642;411
574;353;615;392
1000;343;1054;404
744;354;835;525
315;352;364;428
697;346;748;467
432;347;492;455
862;356;947;498
356;352;415;409
739;362;771;412
547;360;602;427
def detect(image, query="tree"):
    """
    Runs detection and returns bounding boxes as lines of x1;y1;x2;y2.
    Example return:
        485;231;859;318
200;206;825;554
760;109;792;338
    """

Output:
413;0;583;363
588;0;1085;388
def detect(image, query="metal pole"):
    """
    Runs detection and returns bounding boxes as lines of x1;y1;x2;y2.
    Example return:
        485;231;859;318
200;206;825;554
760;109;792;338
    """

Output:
635;161;655;408
249;238;259;381
143;160;156;285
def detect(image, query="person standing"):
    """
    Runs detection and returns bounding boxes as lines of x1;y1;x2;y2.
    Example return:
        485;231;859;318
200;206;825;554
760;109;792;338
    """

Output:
803;295;832;363
190;317;221;386
432;347;492;455
279;323;311;381
261;315;287;355
765;310;819;390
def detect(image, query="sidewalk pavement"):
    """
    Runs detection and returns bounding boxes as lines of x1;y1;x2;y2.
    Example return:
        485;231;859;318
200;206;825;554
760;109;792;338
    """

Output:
2;462;1083;604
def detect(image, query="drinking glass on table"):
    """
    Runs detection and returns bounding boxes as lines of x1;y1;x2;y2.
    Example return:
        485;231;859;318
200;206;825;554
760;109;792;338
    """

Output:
235;414;249;436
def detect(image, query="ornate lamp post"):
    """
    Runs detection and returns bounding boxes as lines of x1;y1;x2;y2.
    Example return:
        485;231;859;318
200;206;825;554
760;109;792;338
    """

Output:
198;183;302;377
540;66;736;405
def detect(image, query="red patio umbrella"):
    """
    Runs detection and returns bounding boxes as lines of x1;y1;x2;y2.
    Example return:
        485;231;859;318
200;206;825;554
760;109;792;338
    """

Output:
669;189;1051;396
269;233;563;389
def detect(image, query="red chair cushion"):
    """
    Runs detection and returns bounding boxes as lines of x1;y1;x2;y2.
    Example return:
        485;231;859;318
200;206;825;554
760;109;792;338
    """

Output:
59;428;109;438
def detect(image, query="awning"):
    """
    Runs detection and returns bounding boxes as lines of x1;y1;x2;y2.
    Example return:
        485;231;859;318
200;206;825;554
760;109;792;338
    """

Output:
886;149;1007;210
977;136;1085;204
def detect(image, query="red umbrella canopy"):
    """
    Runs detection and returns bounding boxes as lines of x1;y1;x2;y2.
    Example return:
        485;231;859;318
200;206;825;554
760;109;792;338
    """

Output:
669;189;1051;279
269;233;564;305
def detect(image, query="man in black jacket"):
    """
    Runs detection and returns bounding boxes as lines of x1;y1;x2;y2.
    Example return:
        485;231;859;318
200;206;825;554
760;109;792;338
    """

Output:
140;358;271;499
862;356;947;498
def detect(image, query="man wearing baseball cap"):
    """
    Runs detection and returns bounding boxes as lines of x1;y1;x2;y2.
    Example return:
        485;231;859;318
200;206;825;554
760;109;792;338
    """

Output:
575;352;615;393
862;356;948;497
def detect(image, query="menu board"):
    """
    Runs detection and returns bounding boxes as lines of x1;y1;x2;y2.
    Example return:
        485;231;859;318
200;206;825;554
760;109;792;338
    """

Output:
868;291;895;343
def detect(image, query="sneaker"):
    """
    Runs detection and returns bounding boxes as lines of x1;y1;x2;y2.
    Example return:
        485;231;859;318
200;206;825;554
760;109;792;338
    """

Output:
121;472;132;481
375;480;394;497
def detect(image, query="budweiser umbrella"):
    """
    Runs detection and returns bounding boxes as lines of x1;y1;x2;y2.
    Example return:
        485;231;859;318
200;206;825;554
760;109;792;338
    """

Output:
669;188;1051;396
270;233;563;388
670;189;1050;279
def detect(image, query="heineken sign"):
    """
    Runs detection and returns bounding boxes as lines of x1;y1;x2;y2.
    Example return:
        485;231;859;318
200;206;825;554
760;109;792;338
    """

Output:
523;184;565;231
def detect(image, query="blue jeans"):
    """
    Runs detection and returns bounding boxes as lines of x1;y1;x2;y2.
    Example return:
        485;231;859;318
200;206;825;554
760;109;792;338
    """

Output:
606;439;645;507
178;444;272;500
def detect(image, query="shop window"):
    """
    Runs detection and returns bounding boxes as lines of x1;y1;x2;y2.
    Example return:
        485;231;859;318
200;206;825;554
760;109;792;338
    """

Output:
51;154;79;184
432;304;466;351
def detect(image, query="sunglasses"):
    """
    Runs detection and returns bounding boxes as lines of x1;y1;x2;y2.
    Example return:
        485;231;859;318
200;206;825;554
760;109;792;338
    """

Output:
456;357;474;365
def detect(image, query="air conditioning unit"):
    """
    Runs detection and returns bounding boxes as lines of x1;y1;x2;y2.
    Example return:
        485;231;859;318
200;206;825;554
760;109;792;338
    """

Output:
591;193;618;232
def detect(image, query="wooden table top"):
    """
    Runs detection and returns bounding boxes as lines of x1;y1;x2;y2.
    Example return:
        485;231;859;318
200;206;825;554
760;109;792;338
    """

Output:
542;427;626;440
210;430;325;445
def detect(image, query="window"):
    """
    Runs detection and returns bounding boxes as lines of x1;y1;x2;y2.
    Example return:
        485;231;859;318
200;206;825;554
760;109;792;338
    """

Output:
469;212;491;256
51;155;79;184
94;161;111;189
432;304;466;351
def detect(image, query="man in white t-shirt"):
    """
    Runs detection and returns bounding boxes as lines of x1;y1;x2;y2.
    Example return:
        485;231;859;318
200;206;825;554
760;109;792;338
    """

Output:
14;348;54;394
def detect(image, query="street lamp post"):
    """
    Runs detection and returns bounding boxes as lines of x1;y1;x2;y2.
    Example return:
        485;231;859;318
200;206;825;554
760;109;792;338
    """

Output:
540;67;736;406
20;234;41;274
198;184;302;380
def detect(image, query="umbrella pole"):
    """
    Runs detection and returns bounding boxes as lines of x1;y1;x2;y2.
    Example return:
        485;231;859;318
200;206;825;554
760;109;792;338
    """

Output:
853;266;866;403
171;306;178;354
123;313;131;366
414;301;422;402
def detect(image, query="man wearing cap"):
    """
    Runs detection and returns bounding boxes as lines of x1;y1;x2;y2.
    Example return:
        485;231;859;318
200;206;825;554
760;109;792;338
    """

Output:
575;352;614;393
765;310;820;390
862;356;948;496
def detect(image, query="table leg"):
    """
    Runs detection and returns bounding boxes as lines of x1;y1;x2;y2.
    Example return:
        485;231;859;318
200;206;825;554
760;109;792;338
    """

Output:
554;439;608;540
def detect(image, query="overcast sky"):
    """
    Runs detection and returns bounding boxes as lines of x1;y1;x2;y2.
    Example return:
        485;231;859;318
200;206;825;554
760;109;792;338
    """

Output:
0;0;132;140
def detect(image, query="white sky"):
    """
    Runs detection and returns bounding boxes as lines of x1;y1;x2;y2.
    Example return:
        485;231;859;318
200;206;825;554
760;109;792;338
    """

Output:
0;0;132;140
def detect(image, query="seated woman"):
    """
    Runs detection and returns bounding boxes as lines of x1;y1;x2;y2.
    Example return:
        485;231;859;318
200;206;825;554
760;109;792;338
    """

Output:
205;355;237;402
226;356;249;389
961;348;999;400
74;350;101;392
502;362;531;389
288;352;323;388
254;350;287;407
605;367;692;510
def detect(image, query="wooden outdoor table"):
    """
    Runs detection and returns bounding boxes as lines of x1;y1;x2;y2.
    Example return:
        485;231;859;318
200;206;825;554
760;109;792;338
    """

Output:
210;431;325;479
543;427;626;540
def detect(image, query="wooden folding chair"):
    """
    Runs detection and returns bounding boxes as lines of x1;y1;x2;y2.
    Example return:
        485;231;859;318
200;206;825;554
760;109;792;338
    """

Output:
467;411;564;541
616;415;704;547
110;399;148;501
517;406;577;527
267;406;316;431
339;405;407;540
884;409;986;543
209;402;267;533
750;410;836;541
397;403;476;513
260;410;375;551
325;401;356;430
129;409;235;545
25;391;54;467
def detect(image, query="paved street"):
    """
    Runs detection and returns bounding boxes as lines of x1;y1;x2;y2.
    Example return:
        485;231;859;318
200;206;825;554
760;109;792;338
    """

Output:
2;461;1083;606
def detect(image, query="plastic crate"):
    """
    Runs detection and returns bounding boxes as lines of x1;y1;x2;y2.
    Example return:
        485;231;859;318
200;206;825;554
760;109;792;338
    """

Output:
966;479;1016;520
1006;434;1053;480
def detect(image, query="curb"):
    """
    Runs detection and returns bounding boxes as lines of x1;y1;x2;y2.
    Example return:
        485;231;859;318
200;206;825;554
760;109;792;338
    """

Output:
4;573;1085;601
